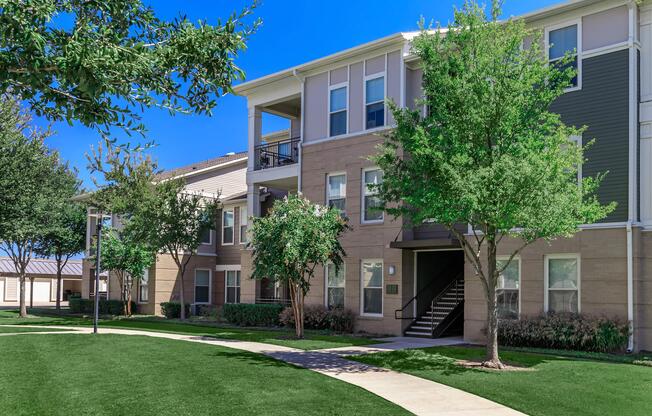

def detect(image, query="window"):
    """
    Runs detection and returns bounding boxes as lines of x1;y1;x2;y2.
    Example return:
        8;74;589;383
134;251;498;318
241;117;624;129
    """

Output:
199;228;212;245
329;86;347;136
194;269;211;304
545;255;580;313
325;263;345;309
497;257;520;319
327;173;346;213
222;209;234;245
139;269;149;303
365;76;384;129
362;168;383;223
225;270;241;304
548;24;580;89
239;206;248;244
361;260;383;315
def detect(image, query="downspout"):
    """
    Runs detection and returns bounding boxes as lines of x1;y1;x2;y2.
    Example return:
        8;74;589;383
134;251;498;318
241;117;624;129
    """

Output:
626;1;638;352
292;68;305;192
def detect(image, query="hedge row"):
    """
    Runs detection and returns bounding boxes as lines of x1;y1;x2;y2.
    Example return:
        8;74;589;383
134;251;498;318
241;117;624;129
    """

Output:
222;303;285;326
160;302;191;319
69;297;136;316
498;313;630;353
279;305;355;333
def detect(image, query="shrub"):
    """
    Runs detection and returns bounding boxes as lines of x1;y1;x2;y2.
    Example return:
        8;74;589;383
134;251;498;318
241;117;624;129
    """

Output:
222;303;284;326
160;302;191;319
69;298;136;316
498;313;629;353
280;305;355;333
327;307;356;333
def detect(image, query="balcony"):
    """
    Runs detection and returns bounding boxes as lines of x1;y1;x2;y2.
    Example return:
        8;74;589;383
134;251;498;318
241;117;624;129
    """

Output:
254;137;300;171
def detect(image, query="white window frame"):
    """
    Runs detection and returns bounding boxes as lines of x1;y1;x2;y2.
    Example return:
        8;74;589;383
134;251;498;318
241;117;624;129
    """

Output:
363;72;386;131
225;269;241;304
326;172;347;212
324;262;346;309
545;19;582;92
222;208;234;246
361;167;384;224
239;205;248;245
496;255;521;319
200;228;213;246
360;259;383;317
544;253;581;313
138;269;149;304
194;268;212;305
328;81;349;137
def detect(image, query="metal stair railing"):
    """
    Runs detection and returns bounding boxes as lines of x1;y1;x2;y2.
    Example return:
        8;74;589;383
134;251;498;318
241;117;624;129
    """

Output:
395;264;462;321
430;273;464;335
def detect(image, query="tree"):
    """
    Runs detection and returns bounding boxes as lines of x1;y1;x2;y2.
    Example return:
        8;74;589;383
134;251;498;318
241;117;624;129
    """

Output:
88;139;218;320
0;97;60;316
372;1;614;368
33;166;86;311
0;0;259;135
100;228;155;316
248;194;348;338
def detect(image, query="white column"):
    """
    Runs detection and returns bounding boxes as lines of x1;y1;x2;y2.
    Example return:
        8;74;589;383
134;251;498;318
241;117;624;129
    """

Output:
247;106;262;172
640;5;652;226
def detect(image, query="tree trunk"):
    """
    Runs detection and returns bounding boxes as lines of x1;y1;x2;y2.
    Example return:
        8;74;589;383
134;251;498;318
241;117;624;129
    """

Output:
55;258;62;311
179;265;186;320
483;235;504;369
19;273;27;317
29;276;34;309
289;282;304;339
127;288;133;316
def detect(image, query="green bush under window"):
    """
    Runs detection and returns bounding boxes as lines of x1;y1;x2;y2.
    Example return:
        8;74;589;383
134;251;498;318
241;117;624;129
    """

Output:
160;302;191;319
222;303;284;327
498;313;629;353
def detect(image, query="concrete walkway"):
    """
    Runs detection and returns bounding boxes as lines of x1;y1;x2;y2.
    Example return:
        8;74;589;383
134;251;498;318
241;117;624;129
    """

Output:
0;325;526;416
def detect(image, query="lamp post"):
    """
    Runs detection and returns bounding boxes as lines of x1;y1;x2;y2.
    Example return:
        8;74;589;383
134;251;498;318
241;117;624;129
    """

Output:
93;217;103;334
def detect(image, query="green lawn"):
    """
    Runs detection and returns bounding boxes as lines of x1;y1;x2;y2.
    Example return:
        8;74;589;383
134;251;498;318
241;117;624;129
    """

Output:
0;333;408;416
350;346;652;416
0;326;68;333
0;309;379;350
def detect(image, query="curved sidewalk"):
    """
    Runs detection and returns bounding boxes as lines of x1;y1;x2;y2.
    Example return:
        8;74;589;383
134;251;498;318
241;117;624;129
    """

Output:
0;325;526;416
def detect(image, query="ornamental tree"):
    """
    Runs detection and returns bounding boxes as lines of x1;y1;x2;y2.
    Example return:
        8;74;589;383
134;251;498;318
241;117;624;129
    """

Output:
0;0;259;135
100;228;155;316
372;2;614;368
89;139;219;320
248;194;349;338
33;166;86;311
0;97;60;316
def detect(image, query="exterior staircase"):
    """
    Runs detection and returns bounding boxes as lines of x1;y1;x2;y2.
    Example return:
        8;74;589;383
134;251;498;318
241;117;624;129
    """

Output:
404;279;464;338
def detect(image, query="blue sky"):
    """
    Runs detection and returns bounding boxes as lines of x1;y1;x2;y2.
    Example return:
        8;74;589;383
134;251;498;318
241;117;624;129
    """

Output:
40;0;561;188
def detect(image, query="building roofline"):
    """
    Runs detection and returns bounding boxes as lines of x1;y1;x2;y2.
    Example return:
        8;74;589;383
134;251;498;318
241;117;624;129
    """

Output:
234;31;417;95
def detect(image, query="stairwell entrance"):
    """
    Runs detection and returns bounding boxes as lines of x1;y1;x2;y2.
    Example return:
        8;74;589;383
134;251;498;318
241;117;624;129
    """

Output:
405;250;465;338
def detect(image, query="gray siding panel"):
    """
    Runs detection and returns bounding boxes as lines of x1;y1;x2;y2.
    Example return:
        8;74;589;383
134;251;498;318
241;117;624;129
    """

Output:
550;49;629;222
349;62;364;134
304;72;328;142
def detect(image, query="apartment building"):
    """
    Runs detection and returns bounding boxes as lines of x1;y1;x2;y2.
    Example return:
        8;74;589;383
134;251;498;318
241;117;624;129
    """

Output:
81;151;249;315
235;0;652;351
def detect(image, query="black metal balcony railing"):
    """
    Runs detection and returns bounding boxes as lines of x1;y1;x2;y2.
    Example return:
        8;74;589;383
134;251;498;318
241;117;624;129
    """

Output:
254;138;300;170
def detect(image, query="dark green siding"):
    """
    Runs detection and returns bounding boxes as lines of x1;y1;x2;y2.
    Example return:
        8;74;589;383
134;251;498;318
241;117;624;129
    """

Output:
550;49;630;222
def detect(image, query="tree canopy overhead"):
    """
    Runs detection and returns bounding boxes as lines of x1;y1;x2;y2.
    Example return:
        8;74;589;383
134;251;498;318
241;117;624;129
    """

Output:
0;0;260;135
372;1;614;368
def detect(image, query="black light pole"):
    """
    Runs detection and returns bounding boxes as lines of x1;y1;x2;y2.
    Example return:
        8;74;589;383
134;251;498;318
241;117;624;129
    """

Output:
93;219;103;334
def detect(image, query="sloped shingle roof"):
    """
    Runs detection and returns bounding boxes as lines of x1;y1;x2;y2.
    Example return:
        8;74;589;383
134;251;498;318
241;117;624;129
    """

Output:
156;151;247;181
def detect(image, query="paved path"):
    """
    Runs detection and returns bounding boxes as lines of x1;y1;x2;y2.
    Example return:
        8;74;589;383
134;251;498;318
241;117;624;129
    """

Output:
0;325;526;416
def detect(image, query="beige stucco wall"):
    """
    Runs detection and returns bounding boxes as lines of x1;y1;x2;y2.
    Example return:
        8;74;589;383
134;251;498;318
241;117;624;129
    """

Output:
300;133;408;336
